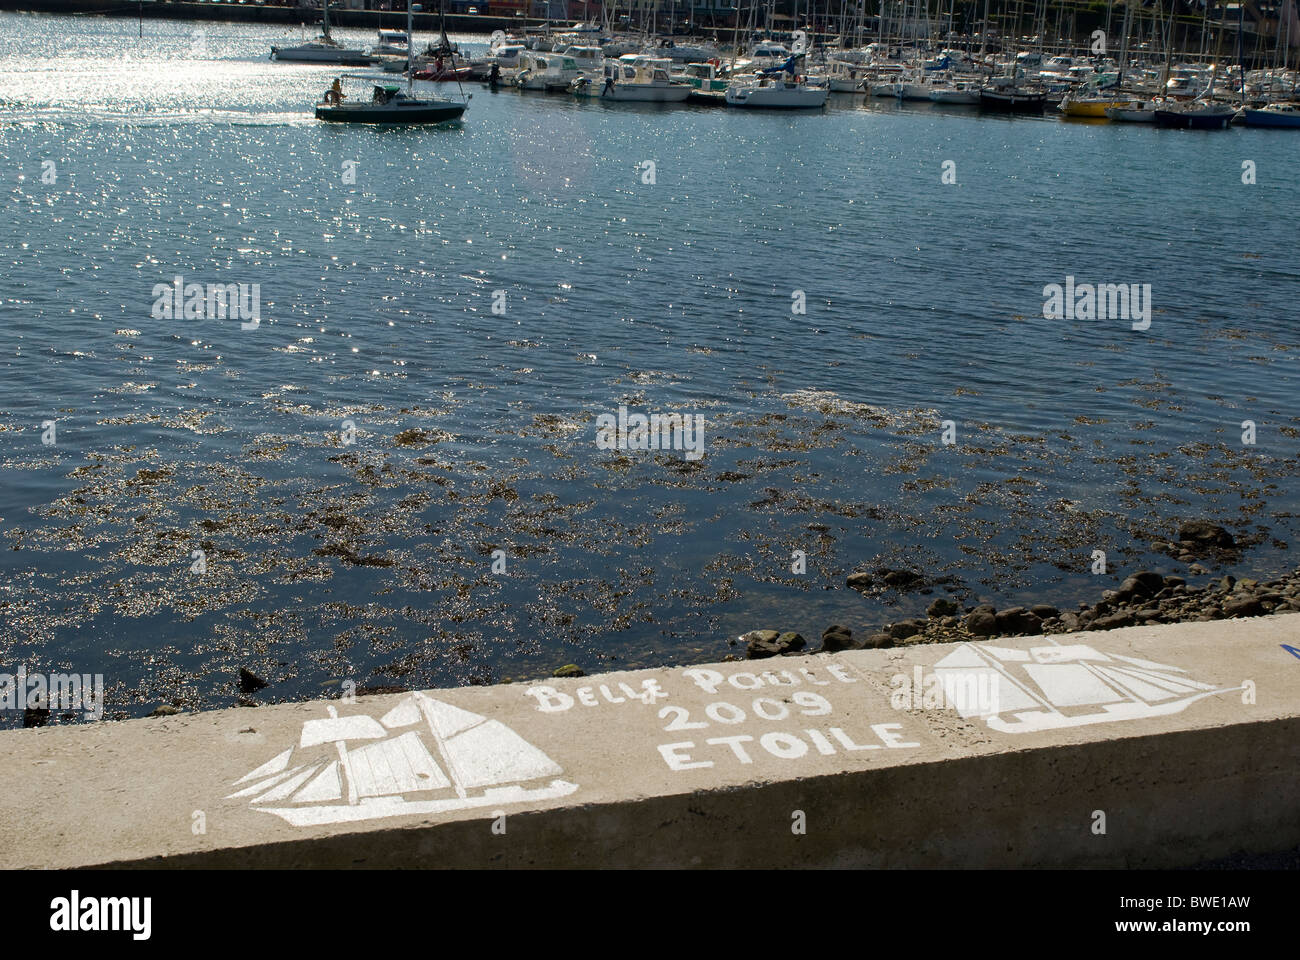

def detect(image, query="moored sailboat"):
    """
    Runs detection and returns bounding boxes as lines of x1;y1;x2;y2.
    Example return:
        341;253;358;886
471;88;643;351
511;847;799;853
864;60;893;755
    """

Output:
979;74;1048;112
1104;99;1161;122
725;52;828;109
271;0;376;65
1153;99;1235;128
1243;101;1300;127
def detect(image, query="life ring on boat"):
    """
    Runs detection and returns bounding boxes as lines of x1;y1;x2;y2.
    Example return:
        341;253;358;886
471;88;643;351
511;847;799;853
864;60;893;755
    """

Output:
323;88;342;106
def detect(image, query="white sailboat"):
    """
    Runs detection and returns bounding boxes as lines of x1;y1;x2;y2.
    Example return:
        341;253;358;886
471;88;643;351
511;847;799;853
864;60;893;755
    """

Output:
725;72;830;108
272;0;377;65
932;640;1244;735
725;49;828;109
927;79;982;104
229;693;576;827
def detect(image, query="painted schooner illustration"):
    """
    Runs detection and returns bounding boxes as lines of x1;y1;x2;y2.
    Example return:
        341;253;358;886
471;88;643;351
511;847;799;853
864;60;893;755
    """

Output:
228;693;577;826
933;640;1243;734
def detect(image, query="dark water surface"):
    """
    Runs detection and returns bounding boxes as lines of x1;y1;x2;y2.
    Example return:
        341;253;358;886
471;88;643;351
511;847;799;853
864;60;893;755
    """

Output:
1;14;1296;720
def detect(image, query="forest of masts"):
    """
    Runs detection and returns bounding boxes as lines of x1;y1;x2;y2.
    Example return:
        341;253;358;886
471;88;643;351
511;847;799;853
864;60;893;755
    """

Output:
588;0;1294;66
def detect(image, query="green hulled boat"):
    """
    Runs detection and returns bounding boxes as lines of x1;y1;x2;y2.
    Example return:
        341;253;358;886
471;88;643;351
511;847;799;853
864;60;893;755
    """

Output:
316;82;467;124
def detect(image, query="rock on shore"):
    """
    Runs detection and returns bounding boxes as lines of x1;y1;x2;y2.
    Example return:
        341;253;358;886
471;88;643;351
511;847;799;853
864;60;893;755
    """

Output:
774;567;1300;655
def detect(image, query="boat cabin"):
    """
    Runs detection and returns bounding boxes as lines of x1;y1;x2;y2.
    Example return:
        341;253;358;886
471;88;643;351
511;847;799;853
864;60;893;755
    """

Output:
750;42;792;62
491;44;526;68
684;61;722;82
606;55;675;85
559;45;604;72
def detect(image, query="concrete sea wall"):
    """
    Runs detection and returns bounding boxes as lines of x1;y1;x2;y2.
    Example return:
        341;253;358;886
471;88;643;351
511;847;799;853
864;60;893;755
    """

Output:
3;614;1298;868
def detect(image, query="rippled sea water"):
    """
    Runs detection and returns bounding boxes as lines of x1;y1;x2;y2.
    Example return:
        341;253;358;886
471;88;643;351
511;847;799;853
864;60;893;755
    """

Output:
1;13;1296;721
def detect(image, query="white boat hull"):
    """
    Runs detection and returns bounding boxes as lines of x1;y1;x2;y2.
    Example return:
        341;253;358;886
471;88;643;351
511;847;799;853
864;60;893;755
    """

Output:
896;82;933;101
928;87;980;104
725;83;829;109
272;44;377;65
587;82;691;102
1105;106;1156;122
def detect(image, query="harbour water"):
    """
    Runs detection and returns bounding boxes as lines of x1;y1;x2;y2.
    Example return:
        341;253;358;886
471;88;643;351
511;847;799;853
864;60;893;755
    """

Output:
1;14;1297;720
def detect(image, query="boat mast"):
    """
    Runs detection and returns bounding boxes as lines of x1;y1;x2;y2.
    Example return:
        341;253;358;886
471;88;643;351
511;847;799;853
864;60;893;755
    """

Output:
1236;0;1245;101
1205;0;1229;100
1157;0;1172;94
1117;0;1132;91
408;1;416;94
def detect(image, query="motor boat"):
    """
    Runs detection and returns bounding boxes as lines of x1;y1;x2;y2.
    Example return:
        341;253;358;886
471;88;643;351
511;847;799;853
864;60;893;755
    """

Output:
680;61;730;102
558;45;606;81
573;56;691;102
824;60;868;93
514;51;581;91
371;30;410;59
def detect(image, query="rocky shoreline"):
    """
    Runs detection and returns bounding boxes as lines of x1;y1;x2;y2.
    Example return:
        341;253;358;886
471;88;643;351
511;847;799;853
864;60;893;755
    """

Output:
737;522;1300;659
740;567;1300;659
49;562;1299;725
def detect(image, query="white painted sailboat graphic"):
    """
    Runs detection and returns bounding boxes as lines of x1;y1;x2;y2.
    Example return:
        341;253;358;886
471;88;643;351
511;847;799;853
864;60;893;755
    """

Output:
228;693;577;826
932;640;1243;734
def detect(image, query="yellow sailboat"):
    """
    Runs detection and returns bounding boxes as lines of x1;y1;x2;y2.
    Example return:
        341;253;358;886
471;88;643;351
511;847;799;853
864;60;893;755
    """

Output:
1060;0;1139;119
1060;94;1137;118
